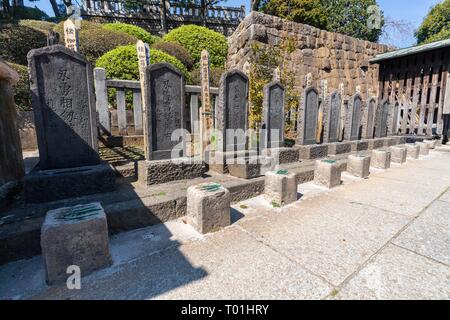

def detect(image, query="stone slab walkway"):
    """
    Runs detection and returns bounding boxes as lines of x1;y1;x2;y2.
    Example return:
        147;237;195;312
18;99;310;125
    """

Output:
1;146;450;300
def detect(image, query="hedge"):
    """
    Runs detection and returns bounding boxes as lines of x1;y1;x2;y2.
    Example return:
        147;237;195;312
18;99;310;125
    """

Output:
11;6;49;20
0;23;47;65
163;25;228;67
96;45;191;108
190;66;224;87
103;23;160;46
18;19;56;34
152;41;194;70
54;21;138;65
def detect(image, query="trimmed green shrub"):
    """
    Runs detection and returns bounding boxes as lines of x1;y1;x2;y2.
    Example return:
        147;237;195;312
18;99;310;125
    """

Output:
18;19;56;34
96;45;191;82
103;23;160;46
0;23;47;65
96;45;191;108
152;41;194;70
422;27;450;44
190;66;224;87
54;21;138;65
163;25;228;67
7;62;32;111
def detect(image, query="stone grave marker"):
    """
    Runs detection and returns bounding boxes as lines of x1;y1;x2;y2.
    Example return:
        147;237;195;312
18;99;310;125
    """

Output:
297;86;319;145
323;91;341;143
216;69;249;152
25;45;115;203
143;63;185;160
261;81;285;148
200;49;212;155
345;93;362;141
28;45;99;170
365;97;376;139
138;63;205;185
376;100;390;138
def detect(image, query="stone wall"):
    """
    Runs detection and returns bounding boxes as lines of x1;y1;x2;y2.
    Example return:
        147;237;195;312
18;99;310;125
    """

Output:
227;12;391;98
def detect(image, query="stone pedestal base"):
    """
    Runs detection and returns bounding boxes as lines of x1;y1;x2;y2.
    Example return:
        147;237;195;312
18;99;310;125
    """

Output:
264;170;297;206
389;146;407;164
425;139;436;149
187;183;231;234
227;156;275;179
314;159;341;188
327;142;352;155
368;138;385;150
350;140;369;152
297;144;328;159
406;144;420;159
264;147;300;164
24;163;116;204
41;202;112;285
347;154;371;178
371;149;391;169
417;142;430;156
138;158;206;186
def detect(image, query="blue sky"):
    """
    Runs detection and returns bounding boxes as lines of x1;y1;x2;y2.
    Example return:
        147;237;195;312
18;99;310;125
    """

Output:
25;0;443;47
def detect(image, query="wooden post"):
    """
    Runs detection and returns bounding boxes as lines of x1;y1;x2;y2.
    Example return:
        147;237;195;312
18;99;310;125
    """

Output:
136;40;150;156
63;19;79;52
200;50;211;159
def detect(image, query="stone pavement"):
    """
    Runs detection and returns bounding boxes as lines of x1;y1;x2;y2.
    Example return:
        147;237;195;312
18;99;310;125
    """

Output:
1;146;450;300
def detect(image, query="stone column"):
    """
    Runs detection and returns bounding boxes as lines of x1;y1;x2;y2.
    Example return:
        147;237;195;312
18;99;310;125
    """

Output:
0;60;24;186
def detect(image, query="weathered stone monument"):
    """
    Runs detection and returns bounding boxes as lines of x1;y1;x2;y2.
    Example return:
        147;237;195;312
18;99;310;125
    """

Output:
63;19;78;52
0;60;24;209
41;202;112;285
314;159;341;188
260;80;298;164
347;154;371;178
200;50;212;157
296;86;328;159
364;97;376;139
388;102;400;135
138;63;205;185
345;93;363;141
261;81;285;149
210;69;249;174
186;183;231;234
323;91;341;144
376;100;389;138
24;45;116;203
264;169;297;207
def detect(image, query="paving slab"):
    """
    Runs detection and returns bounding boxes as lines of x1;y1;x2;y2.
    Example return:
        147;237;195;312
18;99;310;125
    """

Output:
393;200;450;266
335;244;450;300
3;227;332;300
238;194;412;286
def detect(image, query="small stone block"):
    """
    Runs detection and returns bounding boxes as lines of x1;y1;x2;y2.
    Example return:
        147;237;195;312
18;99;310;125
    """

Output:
424;140;436;149
187;183;231;234
371;149;391;169
347;154;371;178
417;142;429;156
41;202;112;285
298;144;329;159
314;159;341;188
327;142;352;155
264;170;297;206
138;158;206;185
389;145;407;164
405;143;420;159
